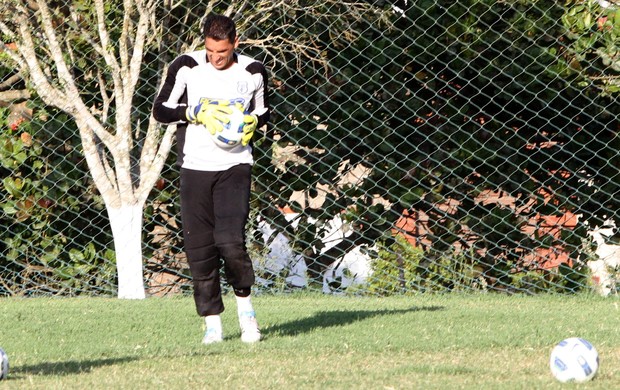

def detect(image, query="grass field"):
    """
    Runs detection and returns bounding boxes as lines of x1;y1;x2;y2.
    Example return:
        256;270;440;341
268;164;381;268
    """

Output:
0;293;619;389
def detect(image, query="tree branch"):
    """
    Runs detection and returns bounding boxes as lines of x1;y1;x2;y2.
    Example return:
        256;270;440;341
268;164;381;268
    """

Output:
35;0;80;99
0;89;30;102
14;11;71;111
93;0;123;98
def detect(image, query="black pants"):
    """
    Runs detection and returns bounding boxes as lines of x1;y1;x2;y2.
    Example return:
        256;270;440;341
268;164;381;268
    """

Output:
180;164;255;316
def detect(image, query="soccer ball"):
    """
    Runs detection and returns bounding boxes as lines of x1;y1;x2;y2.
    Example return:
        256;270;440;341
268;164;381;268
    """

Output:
549;337;599;383
212;106;245;149
0;348;8;380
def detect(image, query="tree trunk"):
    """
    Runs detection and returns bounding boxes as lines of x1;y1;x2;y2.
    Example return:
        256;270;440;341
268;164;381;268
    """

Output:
107;204;146;299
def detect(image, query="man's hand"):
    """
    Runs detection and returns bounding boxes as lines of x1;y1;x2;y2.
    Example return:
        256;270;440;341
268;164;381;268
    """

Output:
231;100;256;146
185;100;232;134
241;114;258;146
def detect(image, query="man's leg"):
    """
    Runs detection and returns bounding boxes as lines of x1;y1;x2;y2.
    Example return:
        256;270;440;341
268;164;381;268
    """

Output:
212;164;260;342
180;168;224;343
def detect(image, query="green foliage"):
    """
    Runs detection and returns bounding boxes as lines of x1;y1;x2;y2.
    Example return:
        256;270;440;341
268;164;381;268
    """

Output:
367;233;593;296
506;261;591;295
1;0;617;296
250;0;617;290
562;0;620;94
0;105;115;296
367;235;478;295
367;236;425;295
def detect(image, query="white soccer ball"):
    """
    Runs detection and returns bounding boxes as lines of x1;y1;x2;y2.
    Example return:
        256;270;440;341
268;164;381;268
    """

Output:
212;106;245;149
0;348;8;380
549;337;599;383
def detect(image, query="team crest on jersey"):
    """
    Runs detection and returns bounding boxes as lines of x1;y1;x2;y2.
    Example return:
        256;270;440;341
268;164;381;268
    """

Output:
237;81;249;94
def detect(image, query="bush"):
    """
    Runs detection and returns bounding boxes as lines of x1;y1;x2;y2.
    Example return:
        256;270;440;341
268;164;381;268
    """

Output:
0;105;115;296
367;235;480;295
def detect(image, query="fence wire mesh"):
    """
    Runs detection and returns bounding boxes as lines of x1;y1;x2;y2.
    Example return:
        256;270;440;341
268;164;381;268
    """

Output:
1;0;620;297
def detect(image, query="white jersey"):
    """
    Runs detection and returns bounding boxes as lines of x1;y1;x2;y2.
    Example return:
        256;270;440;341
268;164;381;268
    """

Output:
152;50;270;171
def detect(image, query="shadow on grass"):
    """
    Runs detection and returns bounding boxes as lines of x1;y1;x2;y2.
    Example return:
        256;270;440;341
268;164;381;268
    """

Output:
264;305;445;338
11;356;137;378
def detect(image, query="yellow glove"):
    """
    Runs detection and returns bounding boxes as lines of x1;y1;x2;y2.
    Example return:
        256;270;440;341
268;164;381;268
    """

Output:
185;100;232;135
241;114;258;146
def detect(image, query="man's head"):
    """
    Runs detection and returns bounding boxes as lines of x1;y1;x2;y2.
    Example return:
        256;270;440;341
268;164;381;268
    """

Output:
203;14;238;70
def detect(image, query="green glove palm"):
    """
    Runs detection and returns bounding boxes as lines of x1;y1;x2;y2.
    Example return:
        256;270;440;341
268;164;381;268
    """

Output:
241;114;258;146
185;100;232;135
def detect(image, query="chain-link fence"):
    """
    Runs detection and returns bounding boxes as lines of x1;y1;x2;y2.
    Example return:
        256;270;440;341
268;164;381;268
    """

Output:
1;0;620;297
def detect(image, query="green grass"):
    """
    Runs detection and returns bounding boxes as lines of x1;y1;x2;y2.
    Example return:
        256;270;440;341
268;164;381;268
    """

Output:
1;293;619;389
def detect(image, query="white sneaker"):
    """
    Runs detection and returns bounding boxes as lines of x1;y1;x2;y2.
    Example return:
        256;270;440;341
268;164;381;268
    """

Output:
239;311;261;343
202;328;223;345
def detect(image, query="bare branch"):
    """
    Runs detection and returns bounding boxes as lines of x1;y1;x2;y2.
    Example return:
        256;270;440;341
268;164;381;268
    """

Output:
95;69;113;124
126;1;152;99
67;8;105;58
137;121;176;204
35;0;80;98
119;0;133;75
14;11;71;111
1;8;31;77
93;0;123;102
0;89;30;102
0;73;23;91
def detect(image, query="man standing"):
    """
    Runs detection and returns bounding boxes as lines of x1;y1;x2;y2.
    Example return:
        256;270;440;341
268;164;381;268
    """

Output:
152;13;270;344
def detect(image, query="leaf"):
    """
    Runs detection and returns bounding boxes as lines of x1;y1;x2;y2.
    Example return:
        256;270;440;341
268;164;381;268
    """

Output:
3;177;23;197
2;203;18;215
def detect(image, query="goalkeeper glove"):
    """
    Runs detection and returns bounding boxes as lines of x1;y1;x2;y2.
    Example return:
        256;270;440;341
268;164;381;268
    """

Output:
185;100;232;135
241;114;258;146
229;100;257;146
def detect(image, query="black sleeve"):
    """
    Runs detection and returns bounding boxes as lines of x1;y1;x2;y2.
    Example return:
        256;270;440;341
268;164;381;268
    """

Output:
245;61;270;129
152;54;198;124
257;64;270;129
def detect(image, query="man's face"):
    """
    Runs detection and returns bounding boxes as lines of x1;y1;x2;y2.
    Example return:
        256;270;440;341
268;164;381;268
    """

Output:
205;37;238;70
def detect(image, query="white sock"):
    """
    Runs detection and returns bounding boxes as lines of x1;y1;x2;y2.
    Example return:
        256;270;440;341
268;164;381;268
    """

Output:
204;315;222;333
235;295;255;315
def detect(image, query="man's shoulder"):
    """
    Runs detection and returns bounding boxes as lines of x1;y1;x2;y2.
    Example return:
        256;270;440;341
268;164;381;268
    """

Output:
171;50;206;69
236;53;266;75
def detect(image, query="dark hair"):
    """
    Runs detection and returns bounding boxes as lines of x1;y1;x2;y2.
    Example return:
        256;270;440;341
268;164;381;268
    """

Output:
202;14;236;42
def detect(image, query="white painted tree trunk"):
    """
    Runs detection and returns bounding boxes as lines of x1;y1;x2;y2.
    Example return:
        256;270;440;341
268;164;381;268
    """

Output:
107;204;146;299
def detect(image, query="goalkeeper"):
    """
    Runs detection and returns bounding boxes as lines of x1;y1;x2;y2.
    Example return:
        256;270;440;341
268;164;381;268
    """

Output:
152;13;270;344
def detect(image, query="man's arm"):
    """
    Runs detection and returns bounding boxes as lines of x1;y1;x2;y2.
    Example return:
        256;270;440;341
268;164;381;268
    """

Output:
152;55;197;124
247;61;270;128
